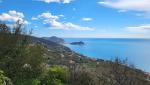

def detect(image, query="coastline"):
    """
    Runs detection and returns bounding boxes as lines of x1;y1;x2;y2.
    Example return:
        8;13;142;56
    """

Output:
64;38;150;72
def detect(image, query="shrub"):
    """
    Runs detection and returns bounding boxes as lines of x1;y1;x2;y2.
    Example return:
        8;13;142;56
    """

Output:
0;22;46;85
0;70;12;85
40;65;70;85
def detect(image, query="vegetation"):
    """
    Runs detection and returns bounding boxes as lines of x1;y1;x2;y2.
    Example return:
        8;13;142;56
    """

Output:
0;70;12;85
40;65;70;85
0;22;46;85
0;22;150;85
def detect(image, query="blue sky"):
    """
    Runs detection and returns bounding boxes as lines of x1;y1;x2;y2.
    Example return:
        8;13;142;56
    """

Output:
1;0;150;38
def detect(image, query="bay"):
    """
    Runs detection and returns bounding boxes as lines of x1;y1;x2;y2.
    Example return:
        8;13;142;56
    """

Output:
64;38;150;72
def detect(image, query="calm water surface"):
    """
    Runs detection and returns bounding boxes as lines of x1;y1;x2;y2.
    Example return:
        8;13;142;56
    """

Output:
64;38;150;72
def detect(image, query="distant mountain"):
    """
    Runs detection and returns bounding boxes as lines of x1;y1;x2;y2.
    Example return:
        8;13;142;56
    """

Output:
42;36;65;44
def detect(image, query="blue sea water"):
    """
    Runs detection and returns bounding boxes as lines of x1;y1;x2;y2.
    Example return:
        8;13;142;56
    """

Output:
64;38;150;72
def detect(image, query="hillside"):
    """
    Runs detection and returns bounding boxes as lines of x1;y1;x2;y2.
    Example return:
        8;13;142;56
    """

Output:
32;36;150;85
42;36;65;44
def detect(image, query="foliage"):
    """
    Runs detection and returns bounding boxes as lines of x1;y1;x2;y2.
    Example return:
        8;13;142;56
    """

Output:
0;22;46;85
40;65;70;85
16;79;40;85
69;64;95;85
0;70;12;85
0;70;7;85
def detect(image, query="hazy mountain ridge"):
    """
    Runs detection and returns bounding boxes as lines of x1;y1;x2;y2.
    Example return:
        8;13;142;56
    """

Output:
42;36;65;44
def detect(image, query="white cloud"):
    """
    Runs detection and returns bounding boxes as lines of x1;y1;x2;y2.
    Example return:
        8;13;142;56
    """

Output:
99;0;150;13
35;0;73;4
118;10;127;13
0;10;29;24
63;0;73;3
126;24;150;33
32;17;38;20
58;14;64;17
82;18;93;21
32;12;94;30
82;17;93;21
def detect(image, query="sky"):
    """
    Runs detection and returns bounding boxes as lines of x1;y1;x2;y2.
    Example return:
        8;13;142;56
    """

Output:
1;0;150;38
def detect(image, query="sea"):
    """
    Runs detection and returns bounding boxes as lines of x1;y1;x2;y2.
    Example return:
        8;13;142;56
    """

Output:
64;38;150;72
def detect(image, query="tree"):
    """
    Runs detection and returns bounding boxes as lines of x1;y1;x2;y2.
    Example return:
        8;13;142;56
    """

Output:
0;70;12;85
40;65;70;85
0;22;46;85
69;64;95;85
107;58;136;85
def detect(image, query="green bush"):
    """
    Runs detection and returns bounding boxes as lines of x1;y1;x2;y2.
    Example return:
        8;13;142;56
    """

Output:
15;79;40;85
0;70;12;85
0;70;6;85
0;22;46;85
40;65;70;85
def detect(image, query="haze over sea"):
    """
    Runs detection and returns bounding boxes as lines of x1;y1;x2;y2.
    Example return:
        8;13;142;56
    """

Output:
64;38;150;72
